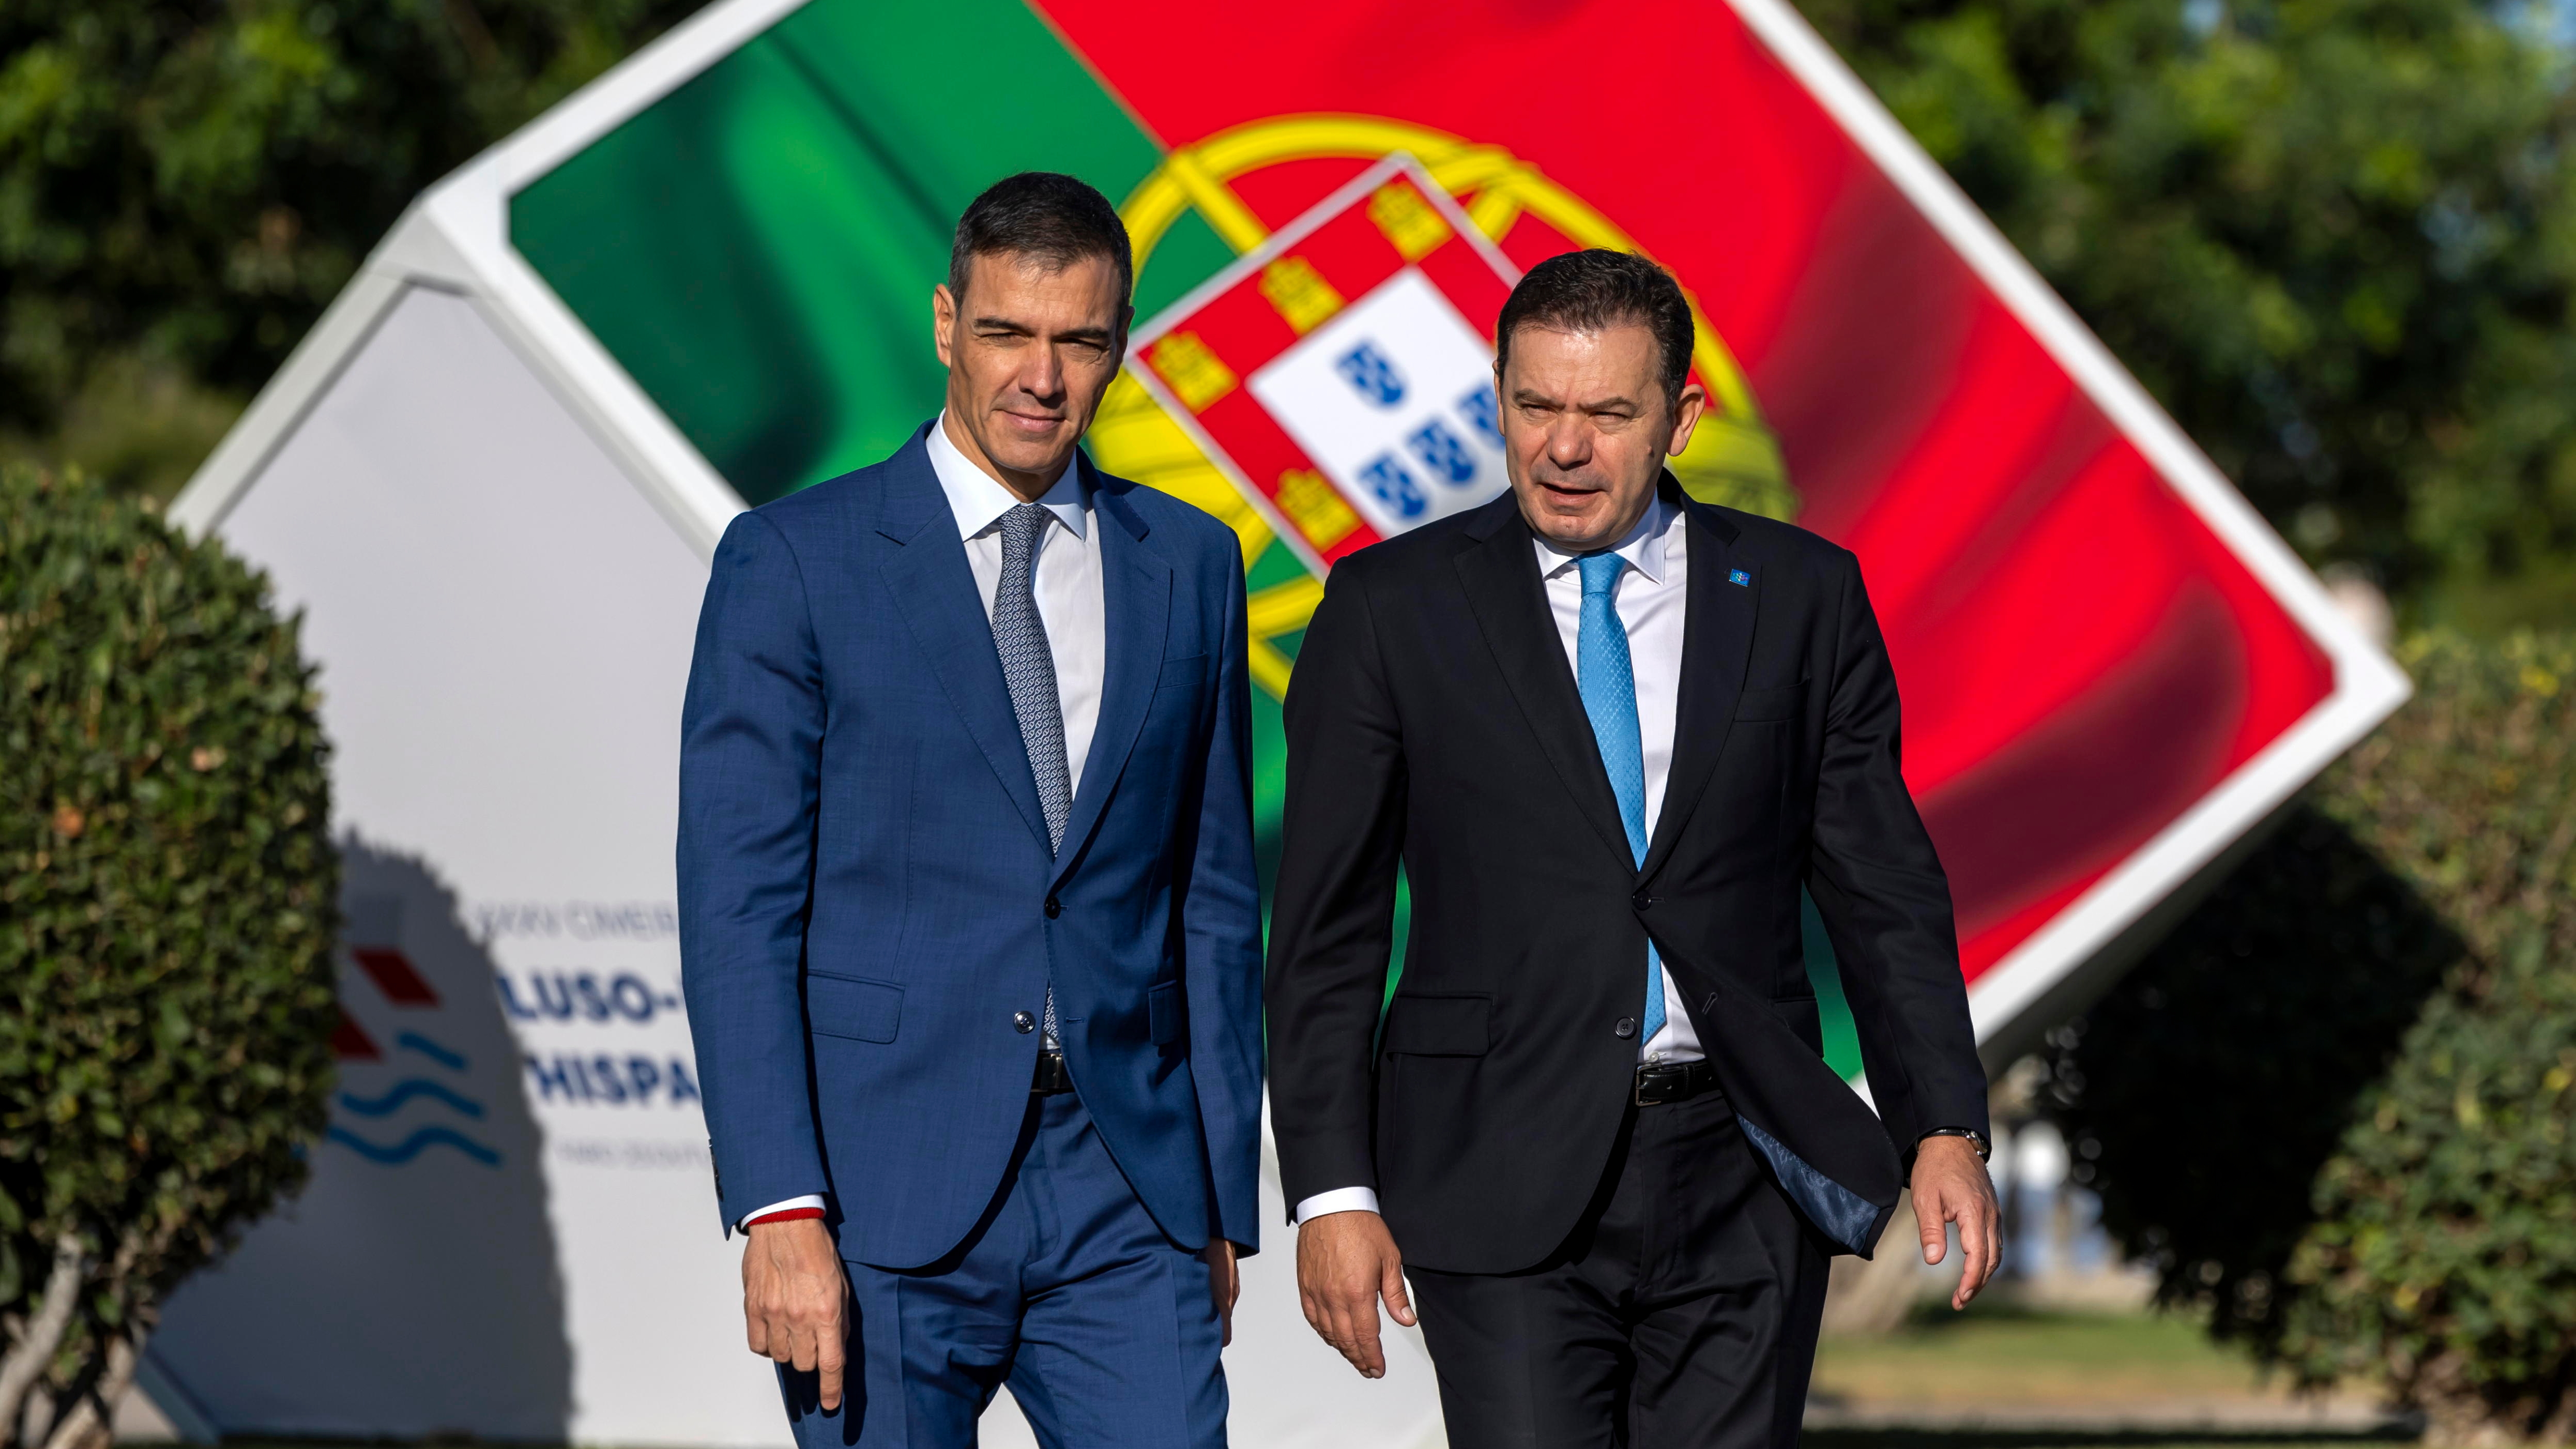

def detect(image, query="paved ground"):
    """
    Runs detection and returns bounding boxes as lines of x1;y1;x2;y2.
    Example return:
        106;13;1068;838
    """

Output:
1807;1302;2409;1443
133;1303;2414;1449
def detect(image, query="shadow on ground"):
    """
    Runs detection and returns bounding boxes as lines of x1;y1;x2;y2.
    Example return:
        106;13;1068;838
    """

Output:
1805;1432;2414;1449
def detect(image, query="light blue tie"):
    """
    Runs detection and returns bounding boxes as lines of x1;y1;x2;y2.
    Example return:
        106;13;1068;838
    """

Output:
1575;553;1665;1045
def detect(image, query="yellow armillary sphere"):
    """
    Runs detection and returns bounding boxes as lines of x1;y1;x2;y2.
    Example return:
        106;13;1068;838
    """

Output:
1089;114;1795;698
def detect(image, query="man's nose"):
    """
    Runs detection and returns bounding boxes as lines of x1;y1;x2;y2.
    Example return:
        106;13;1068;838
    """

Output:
1546;416;1592;466
1022;347;1066;402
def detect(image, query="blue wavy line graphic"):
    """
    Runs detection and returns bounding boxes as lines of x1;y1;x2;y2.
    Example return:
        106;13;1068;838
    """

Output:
338;1079;485;1119
327;1124;499;1167
396;1032;467;1071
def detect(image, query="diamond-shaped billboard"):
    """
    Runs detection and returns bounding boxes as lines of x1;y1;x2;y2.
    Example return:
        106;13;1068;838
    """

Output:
494;0;2403;1056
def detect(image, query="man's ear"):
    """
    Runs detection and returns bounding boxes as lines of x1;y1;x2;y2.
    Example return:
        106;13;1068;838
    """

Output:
1665;380;1709;457
932;283;958;370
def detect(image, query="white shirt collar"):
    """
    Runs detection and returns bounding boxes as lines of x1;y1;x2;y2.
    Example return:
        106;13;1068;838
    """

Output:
1534;492;1674;585
926;411;1089;541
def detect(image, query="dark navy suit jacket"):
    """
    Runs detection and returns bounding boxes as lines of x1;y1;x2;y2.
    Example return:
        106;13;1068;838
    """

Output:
678;424;1264;1269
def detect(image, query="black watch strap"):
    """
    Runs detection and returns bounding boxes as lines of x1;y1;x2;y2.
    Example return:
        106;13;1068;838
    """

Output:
1916;1126;1991;1161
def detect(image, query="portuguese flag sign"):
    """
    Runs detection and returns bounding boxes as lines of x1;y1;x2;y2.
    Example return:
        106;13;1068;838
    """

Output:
510;0;2397;1072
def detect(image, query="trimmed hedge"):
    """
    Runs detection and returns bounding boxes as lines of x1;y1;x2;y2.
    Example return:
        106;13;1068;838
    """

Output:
0;465;337;1448
2048;632;2576;1443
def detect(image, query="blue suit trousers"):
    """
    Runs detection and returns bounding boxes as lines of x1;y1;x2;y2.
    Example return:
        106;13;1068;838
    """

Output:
779;1092;1228;1449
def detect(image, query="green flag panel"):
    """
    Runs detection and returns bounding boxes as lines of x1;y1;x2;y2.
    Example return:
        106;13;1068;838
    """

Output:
511;0;1208;504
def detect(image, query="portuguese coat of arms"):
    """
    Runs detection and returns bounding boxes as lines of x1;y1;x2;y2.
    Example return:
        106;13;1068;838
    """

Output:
1125;156;1522;569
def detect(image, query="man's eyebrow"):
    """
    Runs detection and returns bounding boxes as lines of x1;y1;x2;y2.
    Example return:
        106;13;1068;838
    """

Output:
970;315;1117;344
1511;386;1642;412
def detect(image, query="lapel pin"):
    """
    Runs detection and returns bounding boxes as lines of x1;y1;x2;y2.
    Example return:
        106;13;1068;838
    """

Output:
1728;568;1751;587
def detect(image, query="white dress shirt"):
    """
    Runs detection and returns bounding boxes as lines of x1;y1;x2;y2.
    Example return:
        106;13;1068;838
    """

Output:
741;415;1108;1231
930;413;1108;794
1292;496;1703;1228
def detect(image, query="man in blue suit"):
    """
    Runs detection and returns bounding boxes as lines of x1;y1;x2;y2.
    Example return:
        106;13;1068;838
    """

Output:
678;172;1262;1449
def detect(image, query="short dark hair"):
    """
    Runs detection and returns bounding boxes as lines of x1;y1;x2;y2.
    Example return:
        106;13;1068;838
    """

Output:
948;172;1134;307
1494;249;1694;408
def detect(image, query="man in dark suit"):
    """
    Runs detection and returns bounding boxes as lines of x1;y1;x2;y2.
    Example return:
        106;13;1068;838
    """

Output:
678;173;1261;1449
1268;250;1999;1447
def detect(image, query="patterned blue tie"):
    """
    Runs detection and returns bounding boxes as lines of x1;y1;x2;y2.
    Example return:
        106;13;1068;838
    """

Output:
994;504;1069;1048
1575;553;1665;1044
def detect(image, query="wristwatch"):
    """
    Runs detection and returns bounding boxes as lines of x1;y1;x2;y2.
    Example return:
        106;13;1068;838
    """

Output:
1915;1126;1991;1162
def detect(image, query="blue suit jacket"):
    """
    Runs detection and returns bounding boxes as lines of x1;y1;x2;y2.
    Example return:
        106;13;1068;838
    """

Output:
678;424;1264;1268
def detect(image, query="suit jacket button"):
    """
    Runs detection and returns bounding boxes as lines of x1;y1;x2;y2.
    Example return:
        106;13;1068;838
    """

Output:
1013;1011;1035;1033
1614;1017;1638;1039
1043;896;1061;919
1632;891;1654;911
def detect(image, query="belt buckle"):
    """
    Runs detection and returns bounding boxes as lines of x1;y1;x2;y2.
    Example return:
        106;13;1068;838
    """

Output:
1032;1051;1072;1096
1633;1068;1666;1108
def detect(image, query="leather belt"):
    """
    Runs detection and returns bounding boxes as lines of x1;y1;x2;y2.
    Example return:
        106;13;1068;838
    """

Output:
1032;1051;1074;1096
1634;1058;1722;1107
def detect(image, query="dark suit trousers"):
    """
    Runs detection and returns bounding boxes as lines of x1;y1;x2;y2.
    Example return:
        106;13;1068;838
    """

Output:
778;1092;1227;1449
1407;1092;1829;1449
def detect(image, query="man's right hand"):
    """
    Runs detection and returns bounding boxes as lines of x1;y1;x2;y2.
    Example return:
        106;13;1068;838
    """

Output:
743;1217;851;1409
1295;1210;1415;1379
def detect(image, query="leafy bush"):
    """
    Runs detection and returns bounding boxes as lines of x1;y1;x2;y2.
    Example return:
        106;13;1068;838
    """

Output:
0;464;337;1449
2277;633;2576;1441
2038;804;2463;1344
2048;632;2576;1442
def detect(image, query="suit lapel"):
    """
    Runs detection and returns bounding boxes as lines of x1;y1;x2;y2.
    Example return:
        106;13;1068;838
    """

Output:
874;428;1054;854
1641;487;1754;880
1054;462;1169;880
1451;496;1635;873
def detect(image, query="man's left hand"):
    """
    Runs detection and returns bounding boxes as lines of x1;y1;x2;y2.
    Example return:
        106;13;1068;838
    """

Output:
1910;1135;2001;1309
1205;1239;1240;1347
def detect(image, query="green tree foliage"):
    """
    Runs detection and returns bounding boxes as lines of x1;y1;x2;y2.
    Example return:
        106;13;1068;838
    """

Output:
0;464;337;1449
2049;632;2576;1441
1801;0;2576;629
0;0;703;496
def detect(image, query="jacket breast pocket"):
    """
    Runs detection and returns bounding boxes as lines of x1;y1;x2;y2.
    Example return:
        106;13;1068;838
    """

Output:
1736;679;1809;723
1148;980;1184;1047
809;972;903;1043
1381;994;1491;1057
1155;652;1210;692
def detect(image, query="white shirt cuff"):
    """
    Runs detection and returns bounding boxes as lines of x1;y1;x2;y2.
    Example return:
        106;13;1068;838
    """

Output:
739;1194;828;1230
1293;1186;1381;1226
